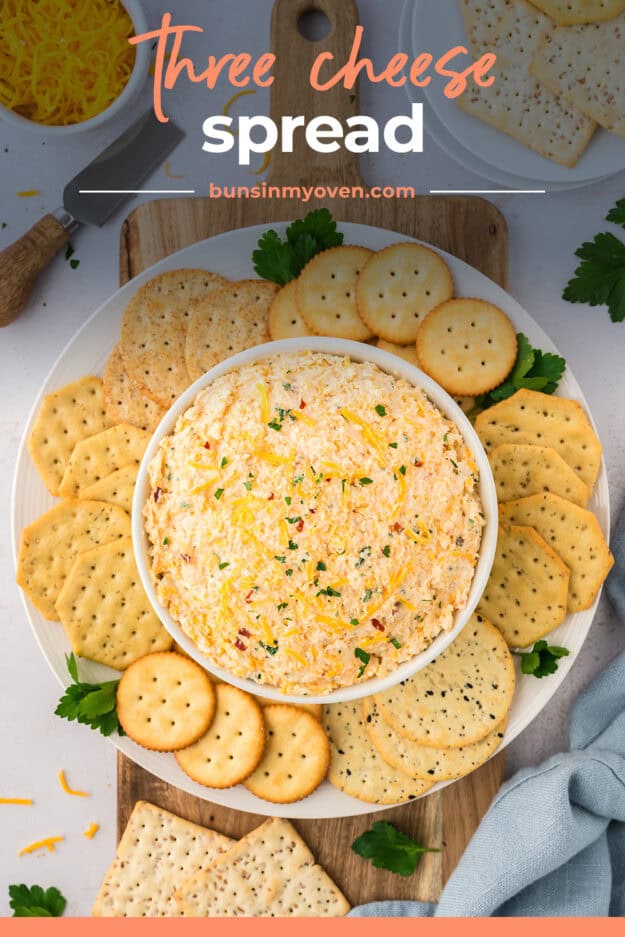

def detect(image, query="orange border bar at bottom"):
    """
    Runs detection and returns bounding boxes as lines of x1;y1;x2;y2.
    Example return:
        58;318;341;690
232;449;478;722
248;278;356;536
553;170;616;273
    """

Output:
2;919;623;934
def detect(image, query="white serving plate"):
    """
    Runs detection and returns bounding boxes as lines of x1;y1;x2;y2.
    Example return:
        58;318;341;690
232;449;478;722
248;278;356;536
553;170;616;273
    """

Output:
401;0;625;191
12;222;610;819
132;337;499;705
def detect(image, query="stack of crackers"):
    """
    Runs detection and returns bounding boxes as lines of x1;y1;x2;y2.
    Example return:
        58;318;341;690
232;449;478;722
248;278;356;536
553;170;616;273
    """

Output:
458;0;625;166
93;803;350;917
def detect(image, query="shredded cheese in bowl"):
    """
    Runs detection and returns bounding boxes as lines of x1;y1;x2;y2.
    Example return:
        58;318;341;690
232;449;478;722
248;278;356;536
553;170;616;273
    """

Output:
0;0;141;129
143;350;487;698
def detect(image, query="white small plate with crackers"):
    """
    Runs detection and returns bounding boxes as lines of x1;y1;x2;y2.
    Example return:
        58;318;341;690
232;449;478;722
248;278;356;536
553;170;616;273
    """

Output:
12;221;610;818
406;0;625;189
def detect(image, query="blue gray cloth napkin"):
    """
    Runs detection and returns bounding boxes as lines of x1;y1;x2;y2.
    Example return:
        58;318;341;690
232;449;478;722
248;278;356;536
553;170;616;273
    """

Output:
350;510;625;918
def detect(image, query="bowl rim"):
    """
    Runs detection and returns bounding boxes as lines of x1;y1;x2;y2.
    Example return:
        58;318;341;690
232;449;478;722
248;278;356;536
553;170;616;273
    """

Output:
0;0;149;135
132;337;499;705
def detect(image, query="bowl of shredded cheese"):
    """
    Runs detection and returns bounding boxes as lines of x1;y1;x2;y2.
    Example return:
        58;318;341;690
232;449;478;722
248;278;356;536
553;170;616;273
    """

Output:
134;337;499;705
0;0;149;134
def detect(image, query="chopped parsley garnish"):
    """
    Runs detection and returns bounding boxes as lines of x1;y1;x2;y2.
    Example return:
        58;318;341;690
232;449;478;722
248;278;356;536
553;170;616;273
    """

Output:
181;501;190;509
382;545;391;557
359;477;373;486
286;516;302;524
218;561;230;570
268;420;282;432
375;404;387;417
244;480;253;491
277;602;289;611
341;478;347;492
162;537;169;545
259;641;279;656
214;488;224;500
285;496;292;505
399;465;406;476
288;540;298;550
389;441;398;449
443;432;449;443
220;456;228;468
293;474;304;485
285;568;294;576
352;822;439;876
317;586;341;597
389;636;402;650
362;588;373;603
274;555;286;563
283;382;292;391
355;545;371;567
69;258;80;270
350;618;360;626
316;561;327;571
355;647;370;677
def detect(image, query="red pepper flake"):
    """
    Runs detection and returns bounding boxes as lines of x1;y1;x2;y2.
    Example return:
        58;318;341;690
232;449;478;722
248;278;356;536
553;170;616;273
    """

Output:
244;589;254;604
204;441;211;450
309;508;316;514
414;459;423;468
239;627;251;638
268;492;275;501
299;399;307;409
371;618;385;632
390;522;403;533
180;553;191;563
296;519;304;532
153;487;162;503
234;638;247;652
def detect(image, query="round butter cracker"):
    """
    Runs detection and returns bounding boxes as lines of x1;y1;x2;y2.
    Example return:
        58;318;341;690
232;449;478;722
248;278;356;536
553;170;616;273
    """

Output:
296;246;374;341
104;345;166;434
176;684;265;788
268;280;313;340
416;298;517;396
357;243;453;344
244;705;330;803
117;652;215;752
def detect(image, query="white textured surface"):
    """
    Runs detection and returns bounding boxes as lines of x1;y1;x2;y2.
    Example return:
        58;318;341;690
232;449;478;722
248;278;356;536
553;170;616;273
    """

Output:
1;0;624;916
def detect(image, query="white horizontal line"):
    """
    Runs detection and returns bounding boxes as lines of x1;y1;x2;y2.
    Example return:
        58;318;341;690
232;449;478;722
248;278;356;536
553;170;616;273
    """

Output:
430;189;547;195
78;189;196;195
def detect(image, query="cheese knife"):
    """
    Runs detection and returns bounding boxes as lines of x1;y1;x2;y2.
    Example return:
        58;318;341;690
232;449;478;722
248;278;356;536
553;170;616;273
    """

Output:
0;110;184;326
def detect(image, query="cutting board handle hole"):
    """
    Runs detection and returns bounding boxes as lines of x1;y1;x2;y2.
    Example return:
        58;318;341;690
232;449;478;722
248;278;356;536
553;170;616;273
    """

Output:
297;7;332;42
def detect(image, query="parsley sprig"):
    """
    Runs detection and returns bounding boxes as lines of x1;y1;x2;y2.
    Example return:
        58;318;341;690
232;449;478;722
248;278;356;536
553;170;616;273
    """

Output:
55;653;123;737
564;199;625;323
8;884;66;917
352;822;439;877
474;333;565;412
253;209;344;285
513;640;570;678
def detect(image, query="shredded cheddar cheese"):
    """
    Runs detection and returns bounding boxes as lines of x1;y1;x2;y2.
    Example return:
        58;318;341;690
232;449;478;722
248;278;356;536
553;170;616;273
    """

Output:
0;797;33;805
0;0;136;126
83;822;100;839
18;836;64;857
58;769;89;798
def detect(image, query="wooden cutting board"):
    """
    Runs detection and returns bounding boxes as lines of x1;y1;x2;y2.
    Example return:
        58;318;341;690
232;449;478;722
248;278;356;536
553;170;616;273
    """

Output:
117;0;508;906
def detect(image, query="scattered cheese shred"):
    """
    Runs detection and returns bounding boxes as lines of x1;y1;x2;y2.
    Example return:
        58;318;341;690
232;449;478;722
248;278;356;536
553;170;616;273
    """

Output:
0;797;33;805
257;382;270;423
83;822;100;840
0;0;136;126
58;769;89;798
18;836;64;857
164;161;185;180
16;190;40;197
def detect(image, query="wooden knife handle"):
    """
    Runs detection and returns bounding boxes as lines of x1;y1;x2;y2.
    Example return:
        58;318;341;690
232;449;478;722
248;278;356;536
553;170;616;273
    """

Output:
0;214;71;327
